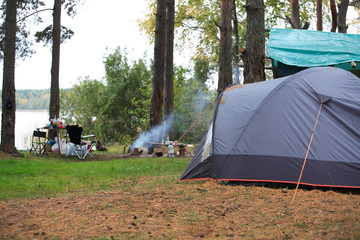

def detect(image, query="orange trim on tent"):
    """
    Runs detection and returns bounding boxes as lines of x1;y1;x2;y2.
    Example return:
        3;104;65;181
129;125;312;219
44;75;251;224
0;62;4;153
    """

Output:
178;177;360;189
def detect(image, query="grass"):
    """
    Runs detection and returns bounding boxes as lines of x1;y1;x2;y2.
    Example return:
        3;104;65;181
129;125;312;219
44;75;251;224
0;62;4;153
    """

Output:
0;150;190;200
1;149;360;239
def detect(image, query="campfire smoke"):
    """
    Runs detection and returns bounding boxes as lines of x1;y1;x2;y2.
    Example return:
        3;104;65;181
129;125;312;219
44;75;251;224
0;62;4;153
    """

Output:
132;113;174;149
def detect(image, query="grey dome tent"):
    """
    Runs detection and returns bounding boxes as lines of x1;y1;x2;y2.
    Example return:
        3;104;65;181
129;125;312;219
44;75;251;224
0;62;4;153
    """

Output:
180;67;360;188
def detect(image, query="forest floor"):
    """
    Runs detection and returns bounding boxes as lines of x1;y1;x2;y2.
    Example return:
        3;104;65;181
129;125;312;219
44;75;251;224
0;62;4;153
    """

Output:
1;151;360;239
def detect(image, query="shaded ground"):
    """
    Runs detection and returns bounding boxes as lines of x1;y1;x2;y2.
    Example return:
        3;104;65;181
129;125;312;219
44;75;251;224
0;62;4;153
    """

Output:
0;151;13;159
1;179;360;239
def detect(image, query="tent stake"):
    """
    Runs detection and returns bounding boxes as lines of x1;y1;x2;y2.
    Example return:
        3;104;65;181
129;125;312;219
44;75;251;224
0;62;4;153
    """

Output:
292;103;323;202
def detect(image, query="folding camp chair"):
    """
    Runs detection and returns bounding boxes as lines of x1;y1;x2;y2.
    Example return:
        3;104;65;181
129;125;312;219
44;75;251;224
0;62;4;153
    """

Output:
29;129;48;156
65;124;96;159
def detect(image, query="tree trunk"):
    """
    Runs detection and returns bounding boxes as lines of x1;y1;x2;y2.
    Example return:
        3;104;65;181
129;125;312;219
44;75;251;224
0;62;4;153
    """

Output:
217;0;233;97
338;0;349;33
291;0;300;29
232;0;240;84
316;0;323;31
49;0;61;139
164;0;175;137
330;0;338;32
1;0;19;155
243;0;265;84
150;0;166;127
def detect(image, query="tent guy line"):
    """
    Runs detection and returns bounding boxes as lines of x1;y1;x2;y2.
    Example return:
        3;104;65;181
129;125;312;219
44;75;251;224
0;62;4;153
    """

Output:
292;102;323;202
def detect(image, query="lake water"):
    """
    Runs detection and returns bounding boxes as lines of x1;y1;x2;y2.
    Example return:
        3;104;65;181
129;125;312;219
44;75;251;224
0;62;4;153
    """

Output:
0;110;49;150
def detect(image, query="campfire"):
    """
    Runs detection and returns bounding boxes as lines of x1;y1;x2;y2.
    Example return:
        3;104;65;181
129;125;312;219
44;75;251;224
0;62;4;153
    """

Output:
131;147;143;156
129;141;188;158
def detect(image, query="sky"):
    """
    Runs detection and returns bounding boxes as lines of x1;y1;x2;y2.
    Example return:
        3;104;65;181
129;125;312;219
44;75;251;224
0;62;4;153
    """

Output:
0;0;153;90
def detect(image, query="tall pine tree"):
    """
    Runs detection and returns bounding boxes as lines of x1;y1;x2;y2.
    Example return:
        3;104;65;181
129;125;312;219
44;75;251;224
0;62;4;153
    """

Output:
243;0;265;84
150;0;166;128
164;0;175;137
1;0;19;155
217;0;233;96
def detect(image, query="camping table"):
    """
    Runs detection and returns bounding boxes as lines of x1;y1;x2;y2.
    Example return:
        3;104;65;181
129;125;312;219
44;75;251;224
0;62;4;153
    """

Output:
42;126;66;154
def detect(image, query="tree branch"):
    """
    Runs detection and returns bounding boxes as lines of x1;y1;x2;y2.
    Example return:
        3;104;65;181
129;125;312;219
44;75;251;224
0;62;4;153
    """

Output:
178;21;206;31
302;22;310;29
16;8;53;23
213;20;221;30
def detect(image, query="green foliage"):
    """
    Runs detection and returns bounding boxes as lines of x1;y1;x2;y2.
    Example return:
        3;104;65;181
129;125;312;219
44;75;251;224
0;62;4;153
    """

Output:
176;0;223;69
0;89;50;109
60;46;216;145
61;47;152;143
265;0;320;28
173;66;216;143
60;77;107;138
0;0;82;60
194;56;215;85
0;0;46;60
102;47;152;143
139;0;352;73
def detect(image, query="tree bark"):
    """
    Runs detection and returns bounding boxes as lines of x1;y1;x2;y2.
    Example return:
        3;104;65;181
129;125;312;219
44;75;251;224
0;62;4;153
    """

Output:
150;0;167;127
217;0;233;97
49;0;61;139
291;0;301;29
330;0;338;32
232;0;240;84
316;0;323;31
164;0;175;137
1;0;19;154
338;0;349;33
243;0;265;84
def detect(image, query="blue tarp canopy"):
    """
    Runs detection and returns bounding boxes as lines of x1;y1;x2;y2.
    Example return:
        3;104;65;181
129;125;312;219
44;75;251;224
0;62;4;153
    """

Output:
267;28;360;67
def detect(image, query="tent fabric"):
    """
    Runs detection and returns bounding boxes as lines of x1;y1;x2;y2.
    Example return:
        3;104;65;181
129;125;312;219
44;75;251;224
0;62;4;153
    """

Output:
267;28;360;67
180;67;360;188
276;61;308;78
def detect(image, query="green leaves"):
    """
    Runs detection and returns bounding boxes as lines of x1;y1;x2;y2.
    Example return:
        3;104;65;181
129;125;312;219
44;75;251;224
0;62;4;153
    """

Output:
173;66;216;143
103;48;152;142
60;46;217;145
139;0;352;75
61;47;152;143
61;77;107;138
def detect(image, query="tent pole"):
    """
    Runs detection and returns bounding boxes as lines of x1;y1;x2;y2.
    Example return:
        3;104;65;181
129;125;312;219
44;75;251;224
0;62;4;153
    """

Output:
292;103;323;202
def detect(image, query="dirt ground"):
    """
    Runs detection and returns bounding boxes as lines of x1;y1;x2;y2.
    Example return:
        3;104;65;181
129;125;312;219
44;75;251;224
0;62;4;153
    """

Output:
1;178;360;239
